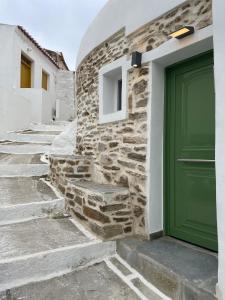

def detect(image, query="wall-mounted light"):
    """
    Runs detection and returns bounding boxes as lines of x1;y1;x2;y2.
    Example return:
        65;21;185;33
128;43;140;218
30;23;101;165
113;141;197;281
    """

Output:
169;26;194;39
131;51;142;68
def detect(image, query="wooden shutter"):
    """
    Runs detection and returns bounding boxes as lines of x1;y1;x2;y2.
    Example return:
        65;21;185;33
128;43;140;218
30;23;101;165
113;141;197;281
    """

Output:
42;71;48;90
21;55;31;88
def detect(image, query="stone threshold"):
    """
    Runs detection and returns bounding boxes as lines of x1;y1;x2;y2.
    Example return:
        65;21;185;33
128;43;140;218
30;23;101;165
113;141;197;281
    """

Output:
117;236;218;300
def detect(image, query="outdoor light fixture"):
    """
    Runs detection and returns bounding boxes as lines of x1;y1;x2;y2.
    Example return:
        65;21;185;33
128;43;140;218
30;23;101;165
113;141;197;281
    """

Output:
131;51;142;68
169;26;194;39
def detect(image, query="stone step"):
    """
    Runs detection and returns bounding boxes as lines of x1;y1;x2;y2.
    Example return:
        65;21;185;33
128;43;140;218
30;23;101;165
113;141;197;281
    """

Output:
0;254;170;300
0;164;49;177
0;217;115;291
19;130;62;135
117;236;218;300
65;179;133;240
0;132;57;144
0;153;45;165
0;177;63;224
1;133;56;143
0;143;51;154
0;261;139;300
29;123;69;132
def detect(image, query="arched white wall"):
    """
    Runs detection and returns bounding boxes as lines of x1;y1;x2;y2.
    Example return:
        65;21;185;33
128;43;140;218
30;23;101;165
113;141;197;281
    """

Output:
76;0;186;66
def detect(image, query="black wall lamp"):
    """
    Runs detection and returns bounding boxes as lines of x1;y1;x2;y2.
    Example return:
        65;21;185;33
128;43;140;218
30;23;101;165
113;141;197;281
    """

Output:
131;51;142;68
169;26;194;39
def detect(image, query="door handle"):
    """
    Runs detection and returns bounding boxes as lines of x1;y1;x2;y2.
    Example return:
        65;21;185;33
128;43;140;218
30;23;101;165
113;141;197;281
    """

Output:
177;158;215;163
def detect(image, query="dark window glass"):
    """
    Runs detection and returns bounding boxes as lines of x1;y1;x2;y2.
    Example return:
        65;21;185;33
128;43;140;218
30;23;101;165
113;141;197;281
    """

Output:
117;79;122;111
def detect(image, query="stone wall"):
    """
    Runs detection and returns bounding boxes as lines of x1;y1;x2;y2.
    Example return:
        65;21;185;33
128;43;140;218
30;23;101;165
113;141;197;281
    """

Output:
49;155;91;195
75;0;212;235
56;70;75;121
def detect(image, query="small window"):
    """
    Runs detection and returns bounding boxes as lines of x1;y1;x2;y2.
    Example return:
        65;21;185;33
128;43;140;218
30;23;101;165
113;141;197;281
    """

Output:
42;70;48;91
21;54;31;88
99;57;127;124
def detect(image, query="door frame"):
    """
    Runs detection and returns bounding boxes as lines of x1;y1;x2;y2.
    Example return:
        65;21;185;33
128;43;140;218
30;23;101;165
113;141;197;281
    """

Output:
142;25;214;236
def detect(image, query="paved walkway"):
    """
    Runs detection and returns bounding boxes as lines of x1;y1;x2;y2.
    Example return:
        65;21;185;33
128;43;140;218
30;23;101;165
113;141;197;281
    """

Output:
0;124;167;300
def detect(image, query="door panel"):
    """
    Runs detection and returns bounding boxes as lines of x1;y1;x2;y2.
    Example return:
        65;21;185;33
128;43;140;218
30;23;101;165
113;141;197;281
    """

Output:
165;51;217;251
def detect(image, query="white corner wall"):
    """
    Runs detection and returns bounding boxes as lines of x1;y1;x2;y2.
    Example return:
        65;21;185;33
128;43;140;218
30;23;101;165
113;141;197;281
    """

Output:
0;25;16;89
0;88;31;134
213;1;225;299
56;70;75;121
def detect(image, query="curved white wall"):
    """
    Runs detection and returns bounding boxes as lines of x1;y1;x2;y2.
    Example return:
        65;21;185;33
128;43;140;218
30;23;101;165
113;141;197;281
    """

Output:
76;0;186;66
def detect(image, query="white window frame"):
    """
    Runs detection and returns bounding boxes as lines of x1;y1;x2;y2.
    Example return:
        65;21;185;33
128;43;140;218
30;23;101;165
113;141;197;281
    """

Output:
99;56;128;124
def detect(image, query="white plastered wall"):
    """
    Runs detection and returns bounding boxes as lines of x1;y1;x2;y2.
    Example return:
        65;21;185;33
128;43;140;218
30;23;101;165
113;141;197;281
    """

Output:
0;88;31;134
14;27;58;124
0;24;58;130
55;70;75;121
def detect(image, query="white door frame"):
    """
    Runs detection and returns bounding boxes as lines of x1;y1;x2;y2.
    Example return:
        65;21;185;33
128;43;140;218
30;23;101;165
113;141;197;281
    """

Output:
142;25;214;234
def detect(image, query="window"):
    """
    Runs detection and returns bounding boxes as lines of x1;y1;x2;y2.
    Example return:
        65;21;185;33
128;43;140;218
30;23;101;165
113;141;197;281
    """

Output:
99;57;127;124
42;70;48;91
21;54;31;88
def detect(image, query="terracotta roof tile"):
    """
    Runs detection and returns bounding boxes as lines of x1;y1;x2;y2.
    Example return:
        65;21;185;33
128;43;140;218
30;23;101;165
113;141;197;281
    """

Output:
17;25;60;69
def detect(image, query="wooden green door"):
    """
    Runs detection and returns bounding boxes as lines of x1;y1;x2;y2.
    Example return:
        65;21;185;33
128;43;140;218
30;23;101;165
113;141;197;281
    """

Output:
165;51;217;251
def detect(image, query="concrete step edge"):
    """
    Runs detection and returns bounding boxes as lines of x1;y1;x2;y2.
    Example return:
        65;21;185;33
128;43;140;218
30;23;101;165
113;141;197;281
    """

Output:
0;240;116;292
0;164;49;177
0;198;65;226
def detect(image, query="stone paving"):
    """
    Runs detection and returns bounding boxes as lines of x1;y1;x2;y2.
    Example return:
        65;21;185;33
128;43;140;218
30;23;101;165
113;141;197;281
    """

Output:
0;262;139;300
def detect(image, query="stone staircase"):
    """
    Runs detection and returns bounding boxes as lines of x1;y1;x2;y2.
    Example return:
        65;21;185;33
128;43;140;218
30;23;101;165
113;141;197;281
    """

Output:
0;124;168;300
0;124;115;294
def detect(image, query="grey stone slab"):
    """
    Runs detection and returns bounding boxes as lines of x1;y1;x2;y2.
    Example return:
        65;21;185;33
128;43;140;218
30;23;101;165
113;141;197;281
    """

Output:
71;179;128;194
0;178;56;206
0;218;89;259
20;130;61;135
117;237;218;300
0;262;139;300
131;277;162;300
136;237;218;282
0;142;51;146
0;144;51;154
109;257;132;276
0;153;45;164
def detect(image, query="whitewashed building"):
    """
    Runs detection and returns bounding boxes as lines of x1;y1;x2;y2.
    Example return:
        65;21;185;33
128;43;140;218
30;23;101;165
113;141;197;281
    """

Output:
0;24;75;134
49;0;225;299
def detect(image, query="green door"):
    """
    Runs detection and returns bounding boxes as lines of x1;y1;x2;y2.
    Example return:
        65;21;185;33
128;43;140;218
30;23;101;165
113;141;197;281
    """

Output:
165;51;217;251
